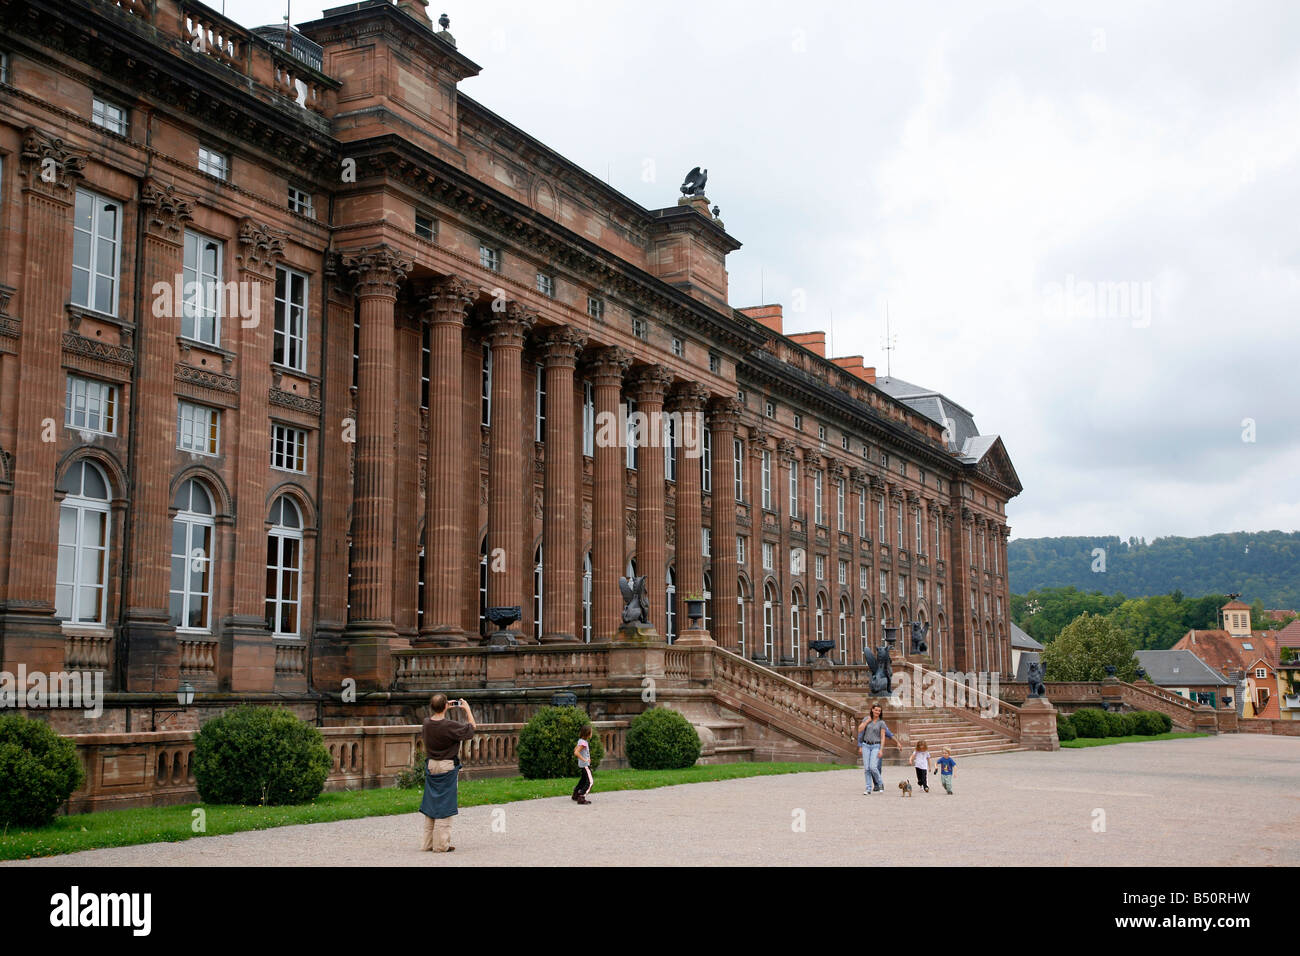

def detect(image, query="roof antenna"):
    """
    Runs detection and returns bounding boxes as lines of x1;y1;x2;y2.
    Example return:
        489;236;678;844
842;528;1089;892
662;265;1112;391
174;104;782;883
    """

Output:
829;306;835;356
881;300;897;378
760;267;765;304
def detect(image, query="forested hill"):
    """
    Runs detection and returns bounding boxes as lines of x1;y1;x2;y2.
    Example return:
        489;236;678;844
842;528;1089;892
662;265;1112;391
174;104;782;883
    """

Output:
1008;532;1300;609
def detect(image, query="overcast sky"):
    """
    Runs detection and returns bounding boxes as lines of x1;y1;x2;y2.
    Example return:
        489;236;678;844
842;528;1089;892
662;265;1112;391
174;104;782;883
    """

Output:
232;0;1300;542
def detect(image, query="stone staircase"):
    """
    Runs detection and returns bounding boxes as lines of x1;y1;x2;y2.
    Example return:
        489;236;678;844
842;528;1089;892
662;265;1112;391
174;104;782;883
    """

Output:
695;718;755;764
883;708;1022;762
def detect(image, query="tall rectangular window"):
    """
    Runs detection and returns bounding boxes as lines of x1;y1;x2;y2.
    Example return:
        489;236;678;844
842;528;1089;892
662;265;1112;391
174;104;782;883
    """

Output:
733;439;743;501
760;450;772;510
582;381;594;456
534;362;546;443
837;479;846;531
273;266;308;371
478;243;500;272
897;505;904;547
736;535;746;565
625;399;638;469
198;146;228;180
815;554;825;580
92;96;128;135
415;213;437;241
177;401;220;455
935;518;941;558
587;296;604;321
860;567;868;591
838;559;848;586
878;497;885;542
664;415;676;481
481;349;492;427
65;375;117;435
182;231;222;345
270;424;307;473
814;470;824;525
879;570;887;595
536;272;554;297
671;336;684;357
762;541;774;571
702;426;711;493
789;460;799;517
420;324;431;409
937;583;944;607
702;528;711;558
632;316;648;340
858;494;866;538
709;352;721;374
71;189;120;315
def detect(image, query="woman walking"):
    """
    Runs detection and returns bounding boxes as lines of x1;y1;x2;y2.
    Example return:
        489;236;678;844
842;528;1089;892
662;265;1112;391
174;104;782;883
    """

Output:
855;703;902;795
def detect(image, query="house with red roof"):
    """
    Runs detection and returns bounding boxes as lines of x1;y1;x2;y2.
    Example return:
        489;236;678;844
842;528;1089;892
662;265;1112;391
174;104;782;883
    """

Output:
1171;599;1279;718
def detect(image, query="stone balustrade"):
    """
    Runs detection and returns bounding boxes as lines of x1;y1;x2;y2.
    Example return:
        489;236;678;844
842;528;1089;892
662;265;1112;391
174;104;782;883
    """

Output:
65;721;629;814
392;644;619;690
64;631;114;671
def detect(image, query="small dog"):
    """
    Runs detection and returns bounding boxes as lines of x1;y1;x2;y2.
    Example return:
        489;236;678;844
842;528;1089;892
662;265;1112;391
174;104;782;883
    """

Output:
898;779;913;797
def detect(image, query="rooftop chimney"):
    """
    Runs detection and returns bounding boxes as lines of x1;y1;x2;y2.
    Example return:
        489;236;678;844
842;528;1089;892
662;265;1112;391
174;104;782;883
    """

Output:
831;355;877;384
789;331;826;357
740;304;783;335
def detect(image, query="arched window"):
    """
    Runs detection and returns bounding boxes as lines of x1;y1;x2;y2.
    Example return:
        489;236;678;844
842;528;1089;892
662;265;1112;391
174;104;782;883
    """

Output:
532;544;544;642
838;596;850;663
703;571;713;633
790;587;803;664
815;593;826;644
666;565;677;644
478;539;488;638
762;581;776;661
265;496;302;637
55;460;112;624
582;551;593;643
860;600;872;657
737;577;748;657
170;478;214;631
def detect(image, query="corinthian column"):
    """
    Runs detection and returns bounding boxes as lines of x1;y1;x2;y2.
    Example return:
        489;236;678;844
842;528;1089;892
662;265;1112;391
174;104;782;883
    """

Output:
669;382;712;646
485;301;536;642
540;326;587;643
585;347;631;640
418;274;476;645
707;397;742;651
343;245;411;682
628;364;674;637
0;130;86;680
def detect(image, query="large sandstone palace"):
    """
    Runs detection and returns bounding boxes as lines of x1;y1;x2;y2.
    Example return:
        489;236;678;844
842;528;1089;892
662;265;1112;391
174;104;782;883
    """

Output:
0;0;1026;751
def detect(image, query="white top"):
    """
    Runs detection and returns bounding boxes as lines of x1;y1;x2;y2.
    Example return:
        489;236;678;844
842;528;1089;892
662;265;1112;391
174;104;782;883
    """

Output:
911;750;930;769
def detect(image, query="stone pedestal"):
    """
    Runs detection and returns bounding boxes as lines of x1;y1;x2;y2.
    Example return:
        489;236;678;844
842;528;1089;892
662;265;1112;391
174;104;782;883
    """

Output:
674;627;714;647
810;656;834;692
1019;696;1059;751
612;622;665;645
486;629;519;647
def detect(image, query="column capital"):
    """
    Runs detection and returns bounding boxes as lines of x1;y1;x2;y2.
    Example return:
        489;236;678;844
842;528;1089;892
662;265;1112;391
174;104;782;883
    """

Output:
942;507;955;527
140;179;194;242
777;437;799;461
868;474;886;494
802;448;823;470
961;506;974;524
746;424;771;458
627;363;674;403
906;490;920;508
850;466;869;488
484;301;537;347
541;325;588;367
667;381;710;413
342;243;411;298
826;457;845;479
19;128;85;199
584;345;632;386
706;396;744;431
237;218;287;274
423;273;477;322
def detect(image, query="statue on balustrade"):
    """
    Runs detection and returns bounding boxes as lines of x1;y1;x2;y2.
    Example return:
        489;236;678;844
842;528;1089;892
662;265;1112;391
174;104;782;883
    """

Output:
863;643;893;695
619;575;650;625
909;621;930;656
1026;660;1046;699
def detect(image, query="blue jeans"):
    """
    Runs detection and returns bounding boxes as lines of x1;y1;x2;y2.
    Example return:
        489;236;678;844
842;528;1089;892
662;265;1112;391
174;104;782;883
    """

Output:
862;744;883;791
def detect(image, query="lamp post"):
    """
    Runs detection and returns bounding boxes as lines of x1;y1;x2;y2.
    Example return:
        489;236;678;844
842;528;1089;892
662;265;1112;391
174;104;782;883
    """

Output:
151;681;196;730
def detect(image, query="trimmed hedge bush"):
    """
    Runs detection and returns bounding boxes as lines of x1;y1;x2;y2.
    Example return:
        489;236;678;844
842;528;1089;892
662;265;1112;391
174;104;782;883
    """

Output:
192;706;331;806
1069;708;1108;739
0;714;84;828
1055;713;1077;742
1102;711;1129;737
518;706;604;779
626;708;702;770
1132;710;1173;735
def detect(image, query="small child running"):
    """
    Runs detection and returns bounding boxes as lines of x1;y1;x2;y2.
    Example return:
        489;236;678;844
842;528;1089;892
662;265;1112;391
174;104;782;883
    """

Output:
935;747;956;794
571;725;594;805
909;739;932;792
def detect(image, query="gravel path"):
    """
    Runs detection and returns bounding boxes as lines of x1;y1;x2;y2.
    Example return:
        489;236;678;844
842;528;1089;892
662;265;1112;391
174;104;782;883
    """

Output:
9;735;1297;867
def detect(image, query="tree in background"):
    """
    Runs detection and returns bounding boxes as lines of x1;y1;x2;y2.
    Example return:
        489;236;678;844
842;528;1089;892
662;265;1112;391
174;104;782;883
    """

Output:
1013;588;1229;649
1041;612;1140;682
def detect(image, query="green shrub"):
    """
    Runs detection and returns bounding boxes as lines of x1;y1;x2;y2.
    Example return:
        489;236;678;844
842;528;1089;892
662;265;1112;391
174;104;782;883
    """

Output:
0;714;84;828
192;706;331;806
1133;710;1172;735
626;708;702;770
1119;712;1139;736
1102;711;1128;737
1069;708;1108;738
1055;713;1077;742
517;706;604;779
395;750;426;790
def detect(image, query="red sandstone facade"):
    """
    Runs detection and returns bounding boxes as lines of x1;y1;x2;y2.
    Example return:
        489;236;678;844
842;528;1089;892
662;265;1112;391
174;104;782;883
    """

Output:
0;0;1021;724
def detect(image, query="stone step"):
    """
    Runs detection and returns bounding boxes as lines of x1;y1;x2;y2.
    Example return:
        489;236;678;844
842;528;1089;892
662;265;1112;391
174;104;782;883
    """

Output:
699;745;755;765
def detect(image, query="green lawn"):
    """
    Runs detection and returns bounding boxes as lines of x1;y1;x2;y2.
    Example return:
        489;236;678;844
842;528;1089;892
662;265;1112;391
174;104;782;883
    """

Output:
0;761;851;861
1061;732;1207;748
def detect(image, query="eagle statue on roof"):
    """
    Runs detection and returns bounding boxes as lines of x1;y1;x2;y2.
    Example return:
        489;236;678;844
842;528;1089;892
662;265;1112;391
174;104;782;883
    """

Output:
680;166;708;197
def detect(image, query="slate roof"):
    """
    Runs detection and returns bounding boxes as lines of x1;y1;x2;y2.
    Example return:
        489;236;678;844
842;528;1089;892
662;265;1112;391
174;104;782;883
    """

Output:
1133;650;1233;687
874;375;980;452
1010;622;1043;651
